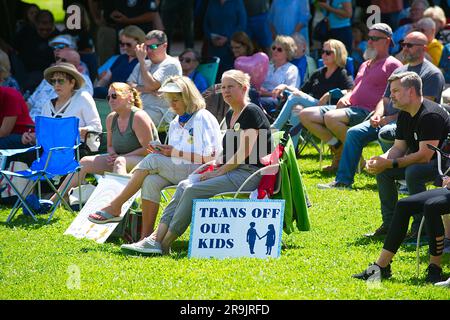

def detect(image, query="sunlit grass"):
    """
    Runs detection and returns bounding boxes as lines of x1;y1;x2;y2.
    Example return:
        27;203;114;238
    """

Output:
0;144;449;300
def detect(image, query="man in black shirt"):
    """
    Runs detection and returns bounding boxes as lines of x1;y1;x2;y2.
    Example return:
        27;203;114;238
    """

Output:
366;71;450;237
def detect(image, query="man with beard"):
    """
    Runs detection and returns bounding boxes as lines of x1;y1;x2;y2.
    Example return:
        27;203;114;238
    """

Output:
318;31;445;239
318;31;444;190
299;23;402;172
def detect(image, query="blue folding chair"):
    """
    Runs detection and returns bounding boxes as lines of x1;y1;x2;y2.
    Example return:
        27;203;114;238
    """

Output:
0;116;82;223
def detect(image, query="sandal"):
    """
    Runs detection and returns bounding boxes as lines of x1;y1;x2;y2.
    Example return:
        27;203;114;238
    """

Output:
88;210;123;224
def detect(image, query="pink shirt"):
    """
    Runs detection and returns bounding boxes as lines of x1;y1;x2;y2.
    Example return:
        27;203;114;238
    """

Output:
349;56;402;112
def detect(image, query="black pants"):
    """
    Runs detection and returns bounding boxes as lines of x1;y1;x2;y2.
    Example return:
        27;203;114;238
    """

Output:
383;188;450;256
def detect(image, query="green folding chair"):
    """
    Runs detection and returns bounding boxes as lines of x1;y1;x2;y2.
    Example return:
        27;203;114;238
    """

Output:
197;56;220;87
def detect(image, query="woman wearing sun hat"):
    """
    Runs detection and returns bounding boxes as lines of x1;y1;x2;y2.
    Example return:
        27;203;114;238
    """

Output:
21;62;102;146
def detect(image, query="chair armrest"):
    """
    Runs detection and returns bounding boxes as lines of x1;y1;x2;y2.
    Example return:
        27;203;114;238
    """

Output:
0;145;39;157
233;163;280;199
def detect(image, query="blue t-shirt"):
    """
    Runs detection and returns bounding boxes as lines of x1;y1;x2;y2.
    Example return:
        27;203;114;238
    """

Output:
189;70;209;93
110;54;139;84
328;0;351;29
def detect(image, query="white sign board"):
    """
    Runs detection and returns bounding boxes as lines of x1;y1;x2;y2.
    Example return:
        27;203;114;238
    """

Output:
64;172;140;243
189;199;285;259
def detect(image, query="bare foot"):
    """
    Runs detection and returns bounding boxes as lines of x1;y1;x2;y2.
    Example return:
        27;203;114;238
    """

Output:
98;204;121;217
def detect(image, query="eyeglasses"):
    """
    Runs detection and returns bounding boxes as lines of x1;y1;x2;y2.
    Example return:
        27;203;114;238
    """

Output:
321;49;334;56
106;93;118;101
49;78;66;86
179;57;194;63
231;44;243;50
119;41;133;48
400;41;424;49
147;43;164;50
52;44;68;50
56;58;67;63
368;36;388;42
271;46;283;52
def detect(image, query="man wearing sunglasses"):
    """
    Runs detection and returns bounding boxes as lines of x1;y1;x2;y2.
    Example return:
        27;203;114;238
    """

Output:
127;30;182;127
318;31;446;241
300;23;402;172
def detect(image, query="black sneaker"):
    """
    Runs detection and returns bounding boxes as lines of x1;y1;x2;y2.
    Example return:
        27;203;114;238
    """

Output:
352;262;392;281
364;224;389;238
317;180;351;190
425;264;443;284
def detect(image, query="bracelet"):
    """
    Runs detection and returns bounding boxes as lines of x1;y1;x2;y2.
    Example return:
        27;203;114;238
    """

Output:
392;158;399;169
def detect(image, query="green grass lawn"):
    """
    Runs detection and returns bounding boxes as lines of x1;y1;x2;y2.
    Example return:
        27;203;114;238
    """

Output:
0;143;449;300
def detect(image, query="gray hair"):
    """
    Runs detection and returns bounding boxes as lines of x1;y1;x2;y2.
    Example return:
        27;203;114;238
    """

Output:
416;17;436;30
388;71;423;96
145;30;167;43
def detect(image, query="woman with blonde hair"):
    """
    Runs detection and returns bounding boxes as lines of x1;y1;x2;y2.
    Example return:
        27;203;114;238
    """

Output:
259;35;300;114
52;81;156;203
271;39;353;148
94;25;146;98
103;69;272;255
88;76;222;242
423;5;447;42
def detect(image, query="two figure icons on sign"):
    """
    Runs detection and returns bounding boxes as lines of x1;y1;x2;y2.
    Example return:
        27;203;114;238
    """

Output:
246;222;275;255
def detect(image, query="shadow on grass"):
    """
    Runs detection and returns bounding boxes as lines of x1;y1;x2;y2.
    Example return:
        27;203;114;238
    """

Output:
349;235;385;246
0;214;60;229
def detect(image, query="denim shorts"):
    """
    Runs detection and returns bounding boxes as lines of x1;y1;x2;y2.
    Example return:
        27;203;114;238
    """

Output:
319;105;371;127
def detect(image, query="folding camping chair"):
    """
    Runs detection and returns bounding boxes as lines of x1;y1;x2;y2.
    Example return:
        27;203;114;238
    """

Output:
0;116;82;223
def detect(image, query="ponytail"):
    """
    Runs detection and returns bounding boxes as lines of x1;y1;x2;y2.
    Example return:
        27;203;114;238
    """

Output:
130;87;143;109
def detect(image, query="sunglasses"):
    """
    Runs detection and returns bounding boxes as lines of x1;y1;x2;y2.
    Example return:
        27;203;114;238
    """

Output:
52;44;68;50
400;41;424;49
321;49;334;56
271;46;283;52
49;78;66;86
56;57;67;62
179;57;194;63
119;41;133;48
368;36;388;42
147;43;164;50
106;93;118;101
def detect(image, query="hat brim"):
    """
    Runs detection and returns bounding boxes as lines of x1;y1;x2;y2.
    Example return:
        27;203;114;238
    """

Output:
44;65;85;89
158;82;182;93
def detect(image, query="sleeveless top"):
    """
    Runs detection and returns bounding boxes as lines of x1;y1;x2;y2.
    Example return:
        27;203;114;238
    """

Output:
111;106;142;155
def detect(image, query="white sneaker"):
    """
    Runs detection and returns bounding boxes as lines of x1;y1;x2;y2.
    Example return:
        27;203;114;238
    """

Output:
121;237;162;255
434;277;450;287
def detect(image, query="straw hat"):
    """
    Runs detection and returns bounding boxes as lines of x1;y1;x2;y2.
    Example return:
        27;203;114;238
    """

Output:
44;62;85;90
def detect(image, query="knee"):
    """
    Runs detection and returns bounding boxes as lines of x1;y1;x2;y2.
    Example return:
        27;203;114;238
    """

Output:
113;156;126;168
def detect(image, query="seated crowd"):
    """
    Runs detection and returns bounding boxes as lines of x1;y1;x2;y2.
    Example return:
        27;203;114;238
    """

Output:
0;0;450;287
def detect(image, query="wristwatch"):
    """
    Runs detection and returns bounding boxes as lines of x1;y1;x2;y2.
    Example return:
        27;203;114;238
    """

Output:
392;159;399;169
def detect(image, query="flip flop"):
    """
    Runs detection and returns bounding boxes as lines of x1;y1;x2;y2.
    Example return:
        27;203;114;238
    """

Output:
88;210;123;224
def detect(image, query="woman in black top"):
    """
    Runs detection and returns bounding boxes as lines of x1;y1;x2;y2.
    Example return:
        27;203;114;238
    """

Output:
271;39;353;147
123;69;272;255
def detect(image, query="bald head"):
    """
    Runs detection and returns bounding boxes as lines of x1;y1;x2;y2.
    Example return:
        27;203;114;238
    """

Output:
56;48;80;67
401;31;428;65
404;31;428;45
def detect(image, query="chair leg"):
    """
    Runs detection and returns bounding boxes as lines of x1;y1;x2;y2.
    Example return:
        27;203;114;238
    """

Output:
3;175;41;223
416;215;426;279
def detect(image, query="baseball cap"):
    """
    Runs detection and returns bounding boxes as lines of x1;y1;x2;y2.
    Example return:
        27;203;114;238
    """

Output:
369;23;395;47
49;35;77;49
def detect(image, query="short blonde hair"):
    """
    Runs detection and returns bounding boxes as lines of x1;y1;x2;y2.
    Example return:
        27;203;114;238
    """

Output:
110;82;143;109
119;25;146;44
324;39;348;68
162;76;206;114
221;69;251;104
423;6;447;29
0;49;11;80
272;35;297;61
